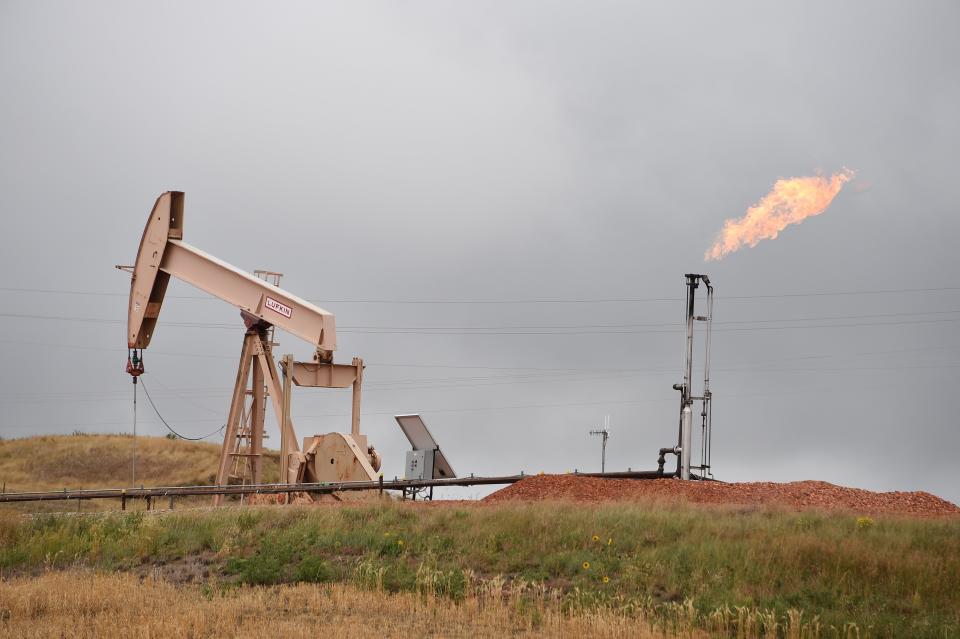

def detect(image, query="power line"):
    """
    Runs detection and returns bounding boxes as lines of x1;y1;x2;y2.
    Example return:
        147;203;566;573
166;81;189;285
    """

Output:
3;284;960;304
5;336;960;374
2;394;683;430
335;309;960;331
4;358;959;407
318;285;960;303
6;356;958;430
324;317;960;335
4;310;960;334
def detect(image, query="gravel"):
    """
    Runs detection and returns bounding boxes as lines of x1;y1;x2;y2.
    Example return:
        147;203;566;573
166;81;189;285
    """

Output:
483;474;960;517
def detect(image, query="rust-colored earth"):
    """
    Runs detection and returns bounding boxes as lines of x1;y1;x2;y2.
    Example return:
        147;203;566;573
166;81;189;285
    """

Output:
483;474;960;517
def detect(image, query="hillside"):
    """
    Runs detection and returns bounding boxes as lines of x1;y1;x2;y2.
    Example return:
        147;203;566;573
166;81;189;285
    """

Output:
0;436;959;635
1;501;958;637
0;435;279;511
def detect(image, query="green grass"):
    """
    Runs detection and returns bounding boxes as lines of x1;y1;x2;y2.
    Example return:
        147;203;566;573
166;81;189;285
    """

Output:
0;502;957;637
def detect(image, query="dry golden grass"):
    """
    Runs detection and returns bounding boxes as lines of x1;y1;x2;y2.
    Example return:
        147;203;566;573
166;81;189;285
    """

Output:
0;435;279;512
0;571;672;638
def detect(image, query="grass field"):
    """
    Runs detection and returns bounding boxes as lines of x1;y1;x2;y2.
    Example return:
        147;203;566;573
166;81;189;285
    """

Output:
0;571;660;638
0;501;957;637
0;434;279;512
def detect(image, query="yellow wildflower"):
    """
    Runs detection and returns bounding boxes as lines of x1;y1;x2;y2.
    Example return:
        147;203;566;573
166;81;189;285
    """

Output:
602;576;610;584
582;561;590;570
592;535;600;542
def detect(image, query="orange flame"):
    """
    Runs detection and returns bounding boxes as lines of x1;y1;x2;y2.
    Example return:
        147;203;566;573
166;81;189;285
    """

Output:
705;169;854;261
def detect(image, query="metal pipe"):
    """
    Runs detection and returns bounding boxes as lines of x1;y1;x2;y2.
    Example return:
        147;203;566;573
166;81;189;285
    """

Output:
657;447;679;475
675;275;698;477
669;274;715;480
702;280;714;476
0;471;680;504
677;277;694;471
684;275;697;400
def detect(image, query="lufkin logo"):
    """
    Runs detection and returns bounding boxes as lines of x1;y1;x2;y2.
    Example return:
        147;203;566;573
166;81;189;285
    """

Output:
264;296;293;319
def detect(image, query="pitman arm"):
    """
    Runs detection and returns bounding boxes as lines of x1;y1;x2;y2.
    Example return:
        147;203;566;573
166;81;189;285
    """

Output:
125;191;337;359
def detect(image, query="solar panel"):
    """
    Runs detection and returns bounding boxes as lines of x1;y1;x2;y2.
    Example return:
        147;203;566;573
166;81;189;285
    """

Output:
395;414;437;451
394;414;456;479
432;450;456;479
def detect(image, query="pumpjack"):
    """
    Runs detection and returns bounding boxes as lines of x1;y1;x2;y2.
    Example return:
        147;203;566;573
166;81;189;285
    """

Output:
120;191;381;503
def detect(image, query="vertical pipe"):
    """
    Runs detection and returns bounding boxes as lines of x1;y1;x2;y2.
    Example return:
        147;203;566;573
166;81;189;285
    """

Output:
706;399;713;473
681;404;692;480
677;275;697;476
703;284;713;394
684;278;696;399
351;357;364;437
700;284;713;476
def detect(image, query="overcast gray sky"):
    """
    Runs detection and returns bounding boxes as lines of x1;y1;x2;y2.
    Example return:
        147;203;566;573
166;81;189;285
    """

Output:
2;1;958;502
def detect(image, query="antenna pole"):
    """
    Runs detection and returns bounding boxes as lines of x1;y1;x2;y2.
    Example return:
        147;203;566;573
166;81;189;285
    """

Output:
589;416;611;473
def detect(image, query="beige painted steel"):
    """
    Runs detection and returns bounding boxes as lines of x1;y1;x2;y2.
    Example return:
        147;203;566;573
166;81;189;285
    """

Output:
279;354;294;494
251;349;265;483
303;433;378;483
160;241;337;357
350;357;364;438
291;358;364;437
214;334;255;506
290;362;358;388
212;332;301;505
211;345;368;504
125;191;337;357
220;351;368;499
123;191;377;506
126;192;182;348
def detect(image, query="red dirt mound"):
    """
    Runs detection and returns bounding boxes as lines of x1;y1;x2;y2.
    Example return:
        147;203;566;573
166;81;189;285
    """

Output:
483;475;959;517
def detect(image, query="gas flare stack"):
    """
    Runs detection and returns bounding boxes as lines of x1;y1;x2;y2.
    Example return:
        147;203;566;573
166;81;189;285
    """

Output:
658;274;714;480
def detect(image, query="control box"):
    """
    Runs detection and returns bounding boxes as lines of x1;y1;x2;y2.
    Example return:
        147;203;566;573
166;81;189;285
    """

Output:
404;449;434;480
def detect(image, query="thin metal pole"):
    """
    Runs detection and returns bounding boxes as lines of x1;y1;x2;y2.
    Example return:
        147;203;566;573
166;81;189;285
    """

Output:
601;434;607;473
602;415;608;473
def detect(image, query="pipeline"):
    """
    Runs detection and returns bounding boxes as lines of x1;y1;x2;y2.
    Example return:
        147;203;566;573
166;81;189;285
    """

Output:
0;470;676;506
